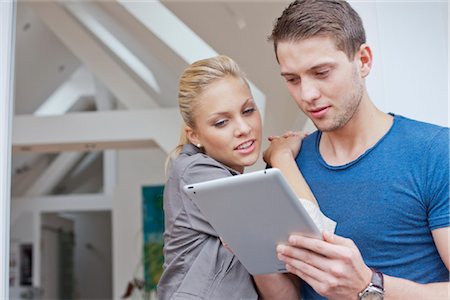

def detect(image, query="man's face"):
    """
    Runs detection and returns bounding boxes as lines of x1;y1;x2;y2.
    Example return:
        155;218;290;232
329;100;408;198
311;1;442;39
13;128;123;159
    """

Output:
277;36;365;132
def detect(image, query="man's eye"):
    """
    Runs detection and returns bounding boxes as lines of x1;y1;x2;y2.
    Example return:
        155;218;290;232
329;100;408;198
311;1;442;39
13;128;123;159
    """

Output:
285;77;300;84
316;70;330;78
214;120;227;128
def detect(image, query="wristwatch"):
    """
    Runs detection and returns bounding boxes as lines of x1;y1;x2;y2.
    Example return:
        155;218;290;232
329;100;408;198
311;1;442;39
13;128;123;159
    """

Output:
358;269;384;300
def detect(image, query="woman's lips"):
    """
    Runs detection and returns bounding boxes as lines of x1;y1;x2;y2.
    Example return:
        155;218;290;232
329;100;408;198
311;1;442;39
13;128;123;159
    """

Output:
235;139;256;154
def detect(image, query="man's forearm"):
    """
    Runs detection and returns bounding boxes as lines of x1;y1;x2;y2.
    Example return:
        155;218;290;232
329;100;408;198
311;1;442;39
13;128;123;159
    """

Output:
384;275;449;299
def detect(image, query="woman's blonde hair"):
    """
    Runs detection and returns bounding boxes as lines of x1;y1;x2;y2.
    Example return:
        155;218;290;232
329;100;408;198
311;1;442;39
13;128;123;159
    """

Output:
166;55;249;170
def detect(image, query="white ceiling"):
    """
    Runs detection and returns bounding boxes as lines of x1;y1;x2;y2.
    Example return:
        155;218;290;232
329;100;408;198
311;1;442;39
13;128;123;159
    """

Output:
14;0;302;121
14;1;81;115
11;0;306;197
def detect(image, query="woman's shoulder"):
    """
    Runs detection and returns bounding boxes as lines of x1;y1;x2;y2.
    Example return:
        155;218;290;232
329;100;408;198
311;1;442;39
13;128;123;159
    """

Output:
170;150;235;186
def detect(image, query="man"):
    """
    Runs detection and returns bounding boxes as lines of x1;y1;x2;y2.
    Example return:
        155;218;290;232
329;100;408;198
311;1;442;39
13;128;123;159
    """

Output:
267;0;449;299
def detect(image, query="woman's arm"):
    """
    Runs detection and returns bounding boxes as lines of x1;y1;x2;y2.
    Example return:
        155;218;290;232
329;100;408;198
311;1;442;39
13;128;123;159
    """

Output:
255;132;313;299
263;132;317;205
253;273;300;300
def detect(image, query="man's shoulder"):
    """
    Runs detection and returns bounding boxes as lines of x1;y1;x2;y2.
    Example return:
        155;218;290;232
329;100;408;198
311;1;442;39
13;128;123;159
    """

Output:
394;114;449;142
395;114;448;132
303;130;320;144
297;131;320;161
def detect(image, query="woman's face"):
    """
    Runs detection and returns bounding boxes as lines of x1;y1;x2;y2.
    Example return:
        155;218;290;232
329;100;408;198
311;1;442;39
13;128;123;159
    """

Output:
187;76;262;173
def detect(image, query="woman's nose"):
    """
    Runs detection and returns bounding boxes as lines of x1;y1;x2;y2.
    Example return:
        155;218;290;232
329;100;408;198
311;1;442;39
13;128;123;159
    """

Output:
235;118;251;136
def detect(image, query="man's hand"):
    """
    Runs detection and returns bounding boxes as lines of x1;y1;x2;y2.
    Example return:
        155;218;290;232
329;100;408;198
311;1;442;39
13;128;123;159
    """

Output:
277;231;372;300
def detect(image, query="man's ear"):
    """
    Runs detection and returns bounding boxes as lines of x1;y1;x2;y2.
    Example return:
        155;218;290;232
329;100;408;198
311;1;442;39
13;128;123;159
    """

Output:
358;43;373;78
185;126;200;146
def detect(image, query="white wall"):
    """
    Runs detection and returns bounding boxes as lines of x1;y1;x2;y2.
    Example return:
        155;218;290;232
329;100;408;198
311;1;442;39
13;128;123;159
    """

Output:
353;1;448;127
112;147;166;299
1;2;15;298
40;213;74;300
72;211;112;299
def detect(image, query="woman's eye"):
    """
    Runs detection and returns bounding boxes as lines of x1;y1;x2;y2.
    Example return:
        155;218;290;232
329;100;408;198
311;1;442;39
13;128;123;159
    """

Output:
214;119;227;128
243;107;256;115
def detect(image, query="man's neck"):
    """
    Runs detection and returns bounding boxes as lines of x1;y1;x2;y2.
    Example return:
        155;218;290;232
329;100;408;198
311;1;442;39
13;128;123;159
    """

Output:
319;100;394;166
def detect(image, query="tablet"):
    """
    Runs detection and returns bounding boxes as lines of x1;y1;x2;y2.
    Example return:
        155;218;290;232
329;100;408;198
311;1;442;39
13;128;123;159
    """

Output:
183;168;321;275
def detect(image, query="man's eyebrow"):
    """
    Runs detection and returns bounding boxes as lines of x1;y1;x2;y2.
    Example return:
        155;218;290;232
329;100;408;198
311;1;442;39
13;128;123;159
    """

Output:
280;62;336;76
310;62;335;70
280;72;297;77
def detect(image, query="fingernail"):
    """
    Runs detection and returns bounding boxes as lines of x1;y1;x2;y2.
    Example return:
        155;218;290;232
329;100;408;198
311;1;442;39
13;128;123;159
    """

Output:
323;230;334;241
277;245;285;253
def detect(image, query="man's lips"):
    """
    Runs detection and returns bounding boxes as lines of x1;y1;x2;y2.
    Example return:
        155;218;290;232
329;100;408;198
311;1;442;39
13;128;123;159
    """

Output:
309;106;330;118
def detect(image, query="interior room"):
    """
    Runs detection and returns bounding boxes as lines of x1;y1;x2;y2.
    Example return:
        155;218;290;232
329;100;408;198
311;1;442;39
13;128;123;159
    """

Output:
1;1;448;299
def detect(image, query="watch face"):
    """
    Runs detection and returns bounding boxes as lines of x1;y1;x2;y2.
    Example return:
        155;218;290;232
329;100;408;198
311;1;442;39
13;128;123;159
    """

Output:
360;288;384;300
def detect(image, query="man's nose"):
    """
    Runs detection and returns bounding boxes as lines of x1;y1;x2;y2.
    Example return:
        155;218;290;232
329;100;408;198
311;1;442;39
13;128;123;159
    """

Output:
300;79;320;103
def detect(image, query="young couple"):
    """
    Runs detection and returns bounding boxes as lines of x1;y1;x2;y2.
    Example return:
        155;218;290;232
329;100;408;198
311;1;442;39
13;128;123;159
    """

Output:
158;1;449;299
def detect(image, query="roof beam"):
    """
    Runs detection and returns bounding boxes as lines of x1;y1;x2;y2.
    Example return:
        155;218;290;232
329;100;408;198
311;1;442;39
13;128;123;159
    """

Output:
27;1;157;109
117;0;266;117
34;66;95;116
11;194;112;227
23;152;83;197
12;109;181;154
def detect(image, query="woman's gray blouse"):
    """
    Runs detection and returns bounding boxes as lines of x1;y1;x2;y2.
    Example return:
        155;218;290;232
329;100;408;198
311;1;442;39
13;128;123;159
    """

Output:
157;144;258;300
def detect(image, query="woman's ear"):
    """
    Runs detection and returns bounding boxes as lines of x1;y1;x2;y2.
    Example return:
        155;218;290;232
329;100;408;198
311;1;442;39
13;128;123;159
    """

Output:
358;43;373;78
185;126;200;146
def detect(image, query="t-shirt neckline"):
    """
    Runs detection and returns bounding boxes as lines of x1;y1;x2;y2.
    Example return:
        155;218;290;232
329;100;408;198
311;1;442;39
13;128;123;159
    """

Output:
314;113;397;170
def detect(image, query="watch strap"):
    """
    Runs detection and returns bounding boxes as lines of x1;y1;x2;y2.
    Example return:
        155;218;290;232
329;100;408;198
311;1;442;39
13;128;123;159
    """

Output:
371;269;384;290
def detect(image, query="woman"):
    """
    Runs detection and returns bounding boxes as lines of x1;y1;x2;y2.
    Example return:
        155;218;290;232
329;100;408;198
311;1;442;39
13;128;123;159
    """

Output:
157;55;334;299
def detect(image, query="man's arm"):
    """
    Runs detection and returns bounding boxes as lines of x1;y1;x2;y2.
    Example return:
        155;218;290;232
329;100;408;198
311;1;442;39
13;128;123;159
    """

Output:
432;227;450;270
383;227;449;299
277;229;450;300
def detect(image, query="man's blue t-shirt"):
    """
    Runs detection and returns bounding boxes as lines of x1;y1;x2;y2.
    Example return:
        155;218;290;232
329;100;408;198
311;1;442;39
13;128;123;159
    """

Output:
296;114;449;300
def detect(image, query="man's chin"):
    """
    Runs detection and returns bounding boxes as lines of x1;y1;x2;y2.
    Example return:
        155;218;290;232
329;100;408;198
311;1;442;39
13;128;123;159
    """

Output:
312;118;347;132
312;121;333;132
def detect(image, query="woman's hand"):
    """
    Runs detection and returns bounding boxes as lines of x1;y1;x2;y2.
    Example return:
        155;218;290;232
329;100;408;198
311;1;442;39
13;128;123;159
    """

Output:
253;273;300;300
263;131;308;167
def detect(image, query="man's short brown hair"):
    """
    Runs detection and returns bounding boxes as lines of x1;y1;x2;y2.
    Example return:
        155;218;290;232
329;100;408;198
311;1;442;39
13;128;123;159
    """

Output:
269;0;366;61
